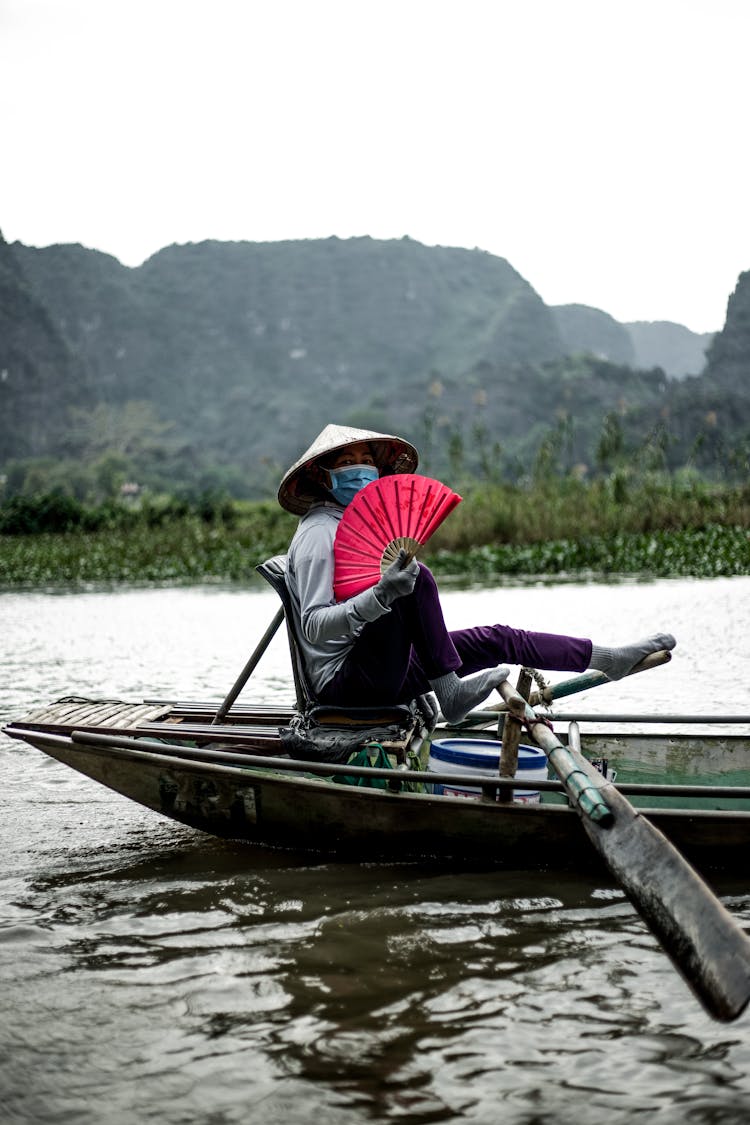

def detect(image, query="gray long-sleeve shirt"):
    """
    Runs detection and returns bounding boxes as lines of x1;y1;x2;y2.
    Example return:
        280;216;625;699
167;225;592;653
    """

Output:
286;502;390;693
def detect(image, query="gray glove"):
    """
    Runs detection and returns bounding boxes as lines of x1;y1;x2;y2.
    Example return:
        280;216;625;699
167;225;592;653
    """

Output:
416;691;440;731
373;549;419;608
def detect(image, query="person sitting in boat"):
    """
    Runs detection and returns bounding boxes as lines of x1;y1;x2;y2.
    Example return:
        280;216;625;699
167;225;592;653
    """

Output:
277;424;676;723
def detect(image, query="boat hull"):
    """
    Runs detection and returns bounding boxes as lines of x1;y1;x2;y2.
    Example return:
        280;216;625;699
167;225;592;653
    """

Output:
19;730;750;875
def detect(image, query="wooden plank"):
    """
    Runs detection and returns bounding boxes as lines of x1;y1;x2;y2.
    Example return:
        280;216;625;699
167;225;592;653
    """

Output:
12;728;750;876
498;668;532;803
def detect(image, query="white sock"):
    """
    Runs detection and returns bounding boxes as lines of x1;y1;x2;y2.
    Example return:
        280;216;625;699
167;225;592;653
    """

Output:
588;633;676;680
430;666;510;723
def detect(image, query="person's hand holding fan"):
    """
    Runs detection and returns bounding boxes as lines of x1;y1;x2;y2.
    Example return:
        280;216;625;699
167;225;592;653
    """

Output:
333;474;462;600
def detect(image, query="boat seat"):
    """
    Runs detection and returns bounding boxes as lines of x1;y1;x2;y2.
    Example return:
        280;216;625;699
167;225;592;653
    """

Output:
256;555;417;731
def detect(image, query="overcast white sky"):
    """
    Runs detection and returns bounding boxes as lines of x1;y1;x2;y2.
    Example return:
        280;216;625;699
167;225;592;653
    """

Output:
2;0;748;333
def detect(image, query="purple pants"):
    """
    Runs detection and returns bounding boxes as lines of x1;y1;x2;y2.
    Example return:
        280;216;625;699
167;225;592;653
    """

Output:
319;565;592;707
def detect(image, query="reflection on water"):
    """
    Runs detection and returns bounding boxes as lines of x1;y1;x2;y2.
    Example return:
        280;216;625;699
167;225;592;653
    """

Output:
2;577;750;1122
3;836;750;1124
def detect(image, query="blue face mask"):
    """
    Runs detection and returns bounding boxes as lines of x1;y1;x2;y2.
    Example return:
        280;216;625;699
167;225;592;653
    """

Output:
327;464;379;507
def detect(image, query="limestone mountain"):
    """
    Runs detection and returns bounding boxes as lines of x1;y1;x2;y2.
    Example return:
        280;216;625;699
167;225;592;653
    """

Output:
702;271;750;391
551;304;637;367
4;236;568;486
619;272;750;473
625;321;714;379
1;234;746;494
0;234;89;461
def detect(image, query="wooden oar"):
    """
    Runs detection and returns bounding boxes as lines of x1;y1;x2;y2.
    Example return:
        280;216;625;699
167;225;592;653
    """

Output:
567;721;750;1022
499;678;750;1021
528;649;673;707
212;607;285;726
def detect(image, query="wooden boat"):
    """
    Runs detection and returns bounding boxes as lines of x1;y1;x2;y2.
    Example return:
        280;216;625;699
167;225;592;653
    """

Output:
8;553;750;1023
5;692;750;875
5;559;750;1022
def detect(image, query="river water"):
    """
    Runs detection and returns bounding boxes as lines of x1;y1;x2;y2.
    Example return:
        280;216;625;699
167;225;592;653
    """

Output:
1;575;750;1124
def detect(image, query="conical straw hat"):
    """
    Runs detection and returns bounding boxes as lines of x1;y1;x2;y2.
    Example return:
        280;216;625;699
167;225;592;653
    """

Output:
278;423;419;515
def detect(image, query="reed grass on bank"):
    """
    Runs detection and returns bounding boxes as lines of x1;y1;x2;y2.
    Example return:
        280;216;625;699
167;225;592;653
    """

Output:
1;477;749;589
437;475;750;549
433;524;750;582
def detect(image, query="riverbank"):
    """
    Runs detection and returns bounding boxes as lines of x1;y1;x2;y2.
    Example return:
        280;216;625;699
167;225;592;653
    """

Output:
1;519;747;588
2;477;748;588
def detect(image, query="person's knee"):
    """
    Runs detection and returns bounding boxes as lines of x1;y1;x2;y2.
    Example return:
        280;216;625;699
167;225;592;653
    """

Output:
416;561;437;591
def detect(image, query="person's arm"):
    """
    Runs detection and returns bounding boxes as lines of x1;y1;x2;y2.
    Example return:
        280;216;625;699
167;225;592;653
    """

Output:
293;531;417;644
293;543;388;643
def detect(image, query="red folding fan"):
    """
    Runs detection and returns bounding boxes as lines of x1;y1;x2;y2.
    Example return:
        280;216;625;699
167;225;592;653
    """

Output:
333;474;462;600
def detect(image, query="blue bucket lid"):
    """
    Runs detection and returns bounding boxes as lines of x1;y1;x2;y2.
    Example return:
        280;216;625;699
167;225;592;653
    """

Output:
429;739;546;771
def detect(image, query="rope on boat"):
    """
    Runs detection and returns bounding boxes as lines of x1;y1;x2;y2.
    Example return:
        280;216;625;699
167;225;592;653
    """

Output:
522;667;551;711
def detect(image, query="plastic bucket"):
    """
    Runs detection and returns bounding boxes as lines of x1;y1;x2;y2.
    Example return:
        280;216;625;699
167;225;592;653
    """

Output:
427;738;548;803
